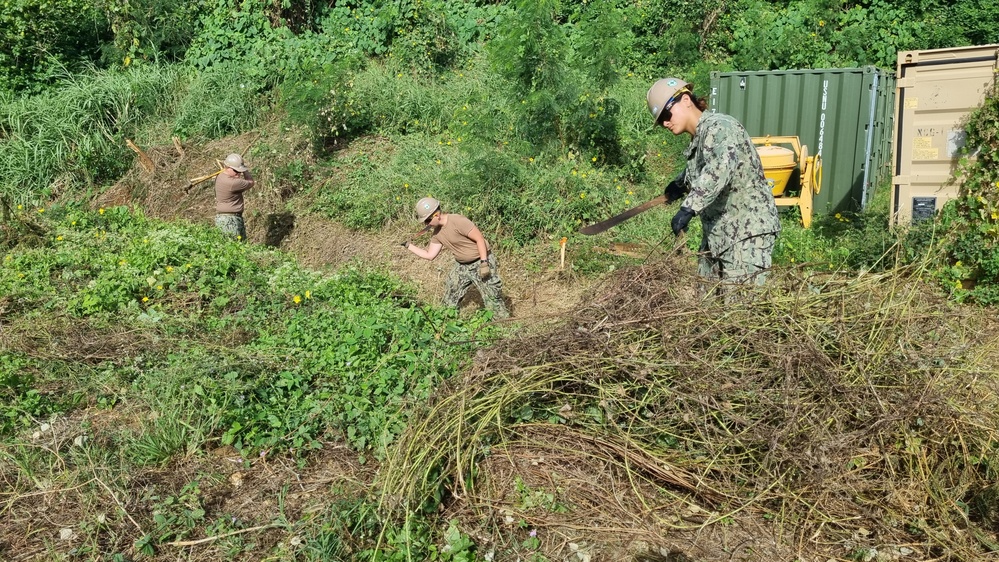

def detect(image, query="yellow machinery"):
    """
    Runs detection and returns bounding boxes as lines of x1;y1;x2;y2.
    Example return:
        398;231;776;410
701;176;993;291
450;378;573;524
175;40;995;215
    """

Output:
753;136;823;228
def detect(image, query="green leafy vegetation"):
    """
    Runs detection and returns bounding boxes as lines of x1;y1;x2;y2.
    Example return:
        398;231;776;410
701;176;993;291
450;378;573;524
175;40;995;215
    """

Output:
929;82;999;304
1;204;493;455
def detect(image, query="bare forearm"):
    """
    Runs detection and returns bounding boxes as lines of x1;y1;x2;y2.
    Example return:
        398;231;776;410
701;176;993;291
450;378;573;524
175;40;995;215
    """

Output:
407;244;436;260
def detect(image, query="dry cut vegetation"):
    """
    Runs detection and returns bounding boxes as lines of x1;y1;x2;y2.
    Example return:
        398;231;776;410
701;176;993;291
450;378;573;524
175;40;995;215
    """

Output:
381;251;999;561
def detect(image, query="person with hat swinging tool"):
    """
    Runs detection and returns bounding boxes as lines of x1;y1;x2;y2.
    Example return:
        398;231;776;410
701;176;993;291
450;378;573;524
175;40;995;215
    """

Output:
648;77;780;291
214;153;255;241
402;197;510;319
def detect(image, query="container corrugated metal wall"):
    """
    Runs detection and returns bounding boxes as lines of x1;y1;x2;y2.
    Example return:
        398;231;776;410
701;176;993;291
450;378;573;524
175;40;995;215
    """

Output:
891;44;999;224
709;66;895;214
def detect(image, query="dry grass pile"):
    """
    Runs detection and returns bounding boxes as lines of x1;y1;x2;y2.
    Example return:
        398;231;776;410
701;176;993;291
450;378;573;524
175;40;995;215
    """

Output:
380;255;999;560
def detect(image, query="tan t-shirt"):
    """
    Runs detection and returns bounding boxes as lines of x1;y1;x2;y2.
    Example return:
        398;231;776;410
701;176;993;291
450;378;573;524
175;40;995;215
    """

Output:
214;171;254;214
431;214;489;263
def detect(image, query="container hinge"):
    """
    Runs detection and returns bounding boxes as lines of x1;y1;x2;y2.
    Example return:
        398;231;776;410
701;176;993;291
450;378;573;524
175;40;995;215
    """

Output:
897;78;915;89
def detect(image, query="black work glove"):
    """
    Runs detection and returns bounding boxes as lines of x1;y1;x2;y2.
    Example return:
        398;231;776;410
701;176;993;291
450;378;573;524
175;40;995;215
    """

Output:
670;206;695;235
664;179;686;203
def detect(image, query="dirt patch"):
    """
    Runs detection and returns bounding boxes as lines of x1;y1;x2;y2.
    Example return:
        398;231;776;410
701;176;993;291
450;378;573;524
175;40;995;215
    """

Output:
282;213;596;323
0;409;373;561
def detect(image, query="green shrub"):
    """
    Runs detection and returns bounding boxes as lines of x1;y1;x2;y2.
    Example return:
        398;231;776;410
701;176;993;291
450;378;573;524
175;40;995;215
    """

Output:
276;51;368;153
487;0;633;167
0;1;111;93
929;83;999;304
102;0;203;67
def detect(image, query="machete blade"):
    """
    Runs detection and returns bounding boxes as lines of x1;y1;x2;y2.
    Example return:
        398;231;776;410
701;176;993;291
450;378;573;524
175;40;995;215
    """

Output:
579;195;667;235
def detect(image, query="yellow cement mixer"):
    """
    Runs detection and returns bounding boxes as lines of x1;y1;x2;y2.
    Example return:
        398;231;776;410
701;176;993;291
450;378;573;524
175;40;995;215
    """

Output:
753;136;823;228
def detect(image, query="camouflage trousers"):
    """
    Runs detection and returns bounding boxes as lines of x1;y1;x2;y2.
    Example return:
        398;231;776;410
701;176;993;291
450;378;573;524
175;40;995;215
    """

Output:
698;233;775;298
443;253;510;319
215;213;247;242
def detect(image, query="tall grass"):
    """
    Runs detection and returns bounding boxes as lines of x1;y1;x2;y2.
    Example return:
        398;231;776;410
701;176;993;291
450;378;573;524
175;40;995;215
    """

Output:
0;65;181;204
173;66;262;140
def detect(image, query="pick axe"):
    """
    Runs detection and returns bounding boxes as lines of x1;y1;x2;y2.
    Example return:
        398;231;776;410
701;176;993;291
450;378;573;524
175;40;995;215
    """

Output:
183;165;223;193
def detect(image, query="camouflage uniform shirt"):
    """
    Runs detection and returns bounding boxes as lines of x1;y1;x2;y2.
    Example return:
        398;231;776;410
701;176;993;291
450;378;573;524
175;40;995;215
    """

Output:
680;112;780;255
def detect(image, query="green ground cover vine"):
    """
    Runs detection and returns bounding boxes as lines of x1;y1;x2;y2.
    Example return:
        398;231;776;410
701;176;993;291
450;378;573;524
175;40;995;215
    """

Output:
0;204;495;458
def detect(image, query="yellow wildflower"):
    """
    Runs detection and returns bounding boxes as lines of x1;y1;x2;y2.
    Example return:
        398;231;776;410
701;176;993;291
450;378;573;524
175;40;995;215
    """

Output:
293;295;302;304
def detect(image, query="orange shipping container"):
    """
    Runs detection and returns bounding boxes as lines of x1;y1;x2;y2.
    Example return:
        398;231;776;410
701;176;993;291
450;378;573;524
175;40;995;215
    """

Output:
892;44;999;224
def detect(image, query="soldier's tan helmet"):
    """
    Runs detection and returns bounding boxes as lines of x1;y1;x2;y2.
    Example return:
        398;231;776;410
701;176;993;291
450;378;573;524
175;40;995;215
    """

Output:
647;78;691;122
223;153;249;172
415;197;440;222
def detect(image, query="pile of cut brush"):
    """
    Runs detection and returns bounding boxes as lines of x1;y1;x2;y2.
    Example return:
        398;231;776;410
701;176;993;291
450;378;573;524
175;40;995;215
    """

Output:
380;253;999;561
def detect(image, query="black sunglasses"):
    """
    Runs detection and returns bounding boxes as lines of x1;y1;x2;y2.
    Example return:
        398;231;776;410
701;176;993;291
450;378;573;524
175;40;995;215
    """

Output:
657;88;690;125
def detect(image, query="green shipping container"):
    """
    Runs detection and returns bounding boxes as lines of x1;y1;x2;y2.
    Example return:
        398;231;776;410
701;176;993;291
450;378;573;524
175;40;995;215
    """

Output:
709;66;896;214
